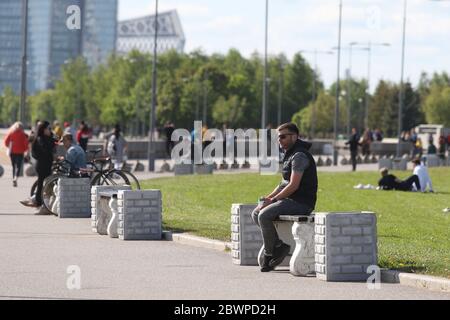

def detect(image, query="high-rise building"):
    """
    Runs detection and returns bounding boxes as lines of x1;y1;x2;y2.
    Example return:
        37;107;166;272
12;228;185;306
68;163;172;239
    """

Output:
0;0;23;93
0;0;118;95
117;10;185;55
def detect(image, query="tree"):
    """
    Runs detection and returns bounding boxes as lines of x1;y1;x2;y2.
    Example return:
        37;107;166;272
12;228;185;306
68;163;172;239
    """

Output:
1;86;20;126
292;90;343;137
212;95;247;128
53;57;92;124
29;90;56;124
283;53;316;124
423;84;450;127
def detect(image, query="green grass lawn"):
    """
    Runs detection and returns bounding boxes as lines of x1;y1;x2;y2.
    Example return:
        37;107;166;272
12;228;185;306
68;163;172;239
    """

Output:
140;168;450;278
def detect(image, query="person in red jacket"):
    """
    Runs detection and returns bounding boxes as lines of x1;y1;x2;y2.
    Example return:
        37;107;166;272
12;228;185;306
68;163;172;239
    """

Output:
3;122;29;187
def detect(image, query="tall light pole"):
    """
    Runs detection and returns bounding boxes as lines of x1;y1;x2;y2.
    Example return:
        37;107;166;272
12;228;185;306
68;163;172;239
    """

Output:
148;0;159;172
202;70;209;126
299;49;334;139
277;58;284;126
333;0;343;166
19;0;29;125
396;0;408;158
332;43;367;138
261;0;269;129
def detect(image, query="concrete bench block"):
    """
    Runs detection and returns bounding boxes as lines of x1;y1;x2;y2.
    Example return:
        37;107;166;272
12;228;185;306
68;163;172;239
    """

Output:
392;158;407;171
231;204;262;266
194;164;214;175
426;155;440;167
378;158;393;170
57;178;91;219
315;212;378;282
174;164;194;175
256;217;315;276
90;185;132;233
117;190;162;241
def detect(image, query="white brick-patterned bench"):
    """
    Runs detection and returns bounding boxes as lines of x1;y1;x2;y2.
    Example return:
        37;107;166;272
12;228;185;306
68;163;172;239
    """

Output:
91;187;162;241
117;190;162;241
231;204;315;276
256;215;315;276
91;186;132;234
56;178;91;218
232;205;378;281
315;212;378;282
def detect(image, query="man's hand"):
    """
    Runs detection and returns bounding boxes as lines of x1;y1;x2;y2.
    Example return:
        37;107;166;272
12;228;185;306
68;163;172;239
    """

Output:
256;197;274;211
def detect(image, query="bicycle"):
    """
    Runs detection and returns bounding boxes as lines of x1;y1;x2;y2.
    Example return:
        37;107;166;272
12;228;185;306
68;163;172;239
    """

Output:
84;150;141;190
30;159;73;197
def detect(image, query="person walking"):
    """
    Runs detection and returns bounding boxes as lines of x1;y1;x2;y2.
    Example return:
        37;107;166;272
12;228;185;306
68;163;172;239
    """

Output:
345;128;361;171
20;121;57;213
3;122;29;187
76;121;91;152
106;125;128;170
163;121;175;158
360;129;372;156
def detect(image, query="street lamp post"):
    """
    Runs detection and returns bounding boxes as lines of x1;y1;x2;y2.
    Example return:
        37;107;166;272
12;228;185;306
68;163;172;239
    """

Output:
19;0;29;125
262;0;269;129
299;49;334;139
202;70;209;126
396;0;408;158
333;0;343;166
332;43;367;138
148;0;159;172
277;58;284;126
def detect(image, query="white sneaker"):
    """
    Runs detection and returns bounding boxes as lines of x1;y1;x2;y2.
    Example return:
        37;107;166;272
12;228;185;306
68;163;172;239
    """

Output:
353;184;364;190
443;208;450;213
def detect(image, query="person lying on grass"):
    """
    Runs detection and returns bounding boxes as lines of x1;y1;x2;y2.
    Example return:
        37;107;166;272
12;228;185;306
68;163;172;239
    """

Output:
378;167;420;192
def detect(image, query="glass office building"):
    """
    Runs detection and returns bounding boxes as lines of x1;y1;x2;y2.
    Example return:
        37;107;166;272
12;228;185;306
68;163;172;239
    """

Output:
0;0;23;93
0;0;117;94
117;10;185;55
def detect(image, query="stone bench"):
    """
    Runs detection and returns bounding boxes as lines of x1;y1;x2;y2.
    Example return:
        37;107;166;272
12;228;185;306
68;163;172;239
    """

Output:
231;204;314;276
97;190;120;238
91;186;162;241
256;215;315;276
54;178;91;218
232;204;378;282
91;185;132;234
315;212;378;282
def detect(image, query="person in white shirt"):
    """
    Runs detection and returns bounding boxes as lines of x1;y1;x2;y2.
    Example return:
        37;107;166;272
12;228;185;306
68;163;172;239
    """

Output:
412;158;434;193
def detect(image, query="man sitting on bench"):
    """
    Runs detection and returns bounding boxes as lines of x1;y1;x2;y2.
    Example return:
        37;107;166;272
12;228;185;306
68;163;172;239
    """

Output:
251;123;318;272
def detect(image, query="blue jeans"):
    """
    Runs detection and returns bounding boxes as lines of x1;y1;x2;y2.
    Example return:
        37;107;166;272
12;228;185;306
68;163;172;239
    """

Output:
251;199;313;256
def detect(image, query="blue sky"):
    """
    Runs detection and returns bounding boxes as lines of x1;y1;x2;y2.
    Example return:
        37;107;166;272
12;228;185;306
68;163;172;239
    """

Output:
119;0;450;93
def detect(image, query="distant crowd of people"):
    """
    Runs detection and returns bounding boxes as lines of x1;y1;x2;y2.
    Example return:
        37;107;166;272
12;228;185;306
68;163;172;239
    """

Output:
400;128;450;160
345;128;384;171
3;119;128;214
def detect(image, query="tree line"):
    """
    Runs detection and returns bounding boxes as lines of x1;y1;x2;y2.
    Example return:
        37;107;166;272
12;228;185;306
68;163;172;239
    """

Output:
0;49;449;137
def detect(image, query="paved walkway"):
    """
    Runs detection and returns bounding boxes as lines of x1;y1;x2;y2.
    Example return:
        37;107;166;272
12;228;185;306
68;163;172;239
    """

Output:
0;171;449;300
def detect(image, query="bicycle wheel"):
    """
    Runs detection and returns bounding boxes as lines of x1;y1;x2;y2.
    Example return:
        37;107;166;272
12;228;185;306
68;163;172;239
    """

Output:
42;175;62;216
91;170;131;188
30;179;38;197
117;170;141;190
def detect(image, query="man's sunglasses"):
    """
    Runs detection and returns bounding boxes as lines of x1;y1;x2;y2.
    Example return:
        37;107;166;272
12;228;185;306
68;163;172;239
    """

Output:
278;133;295;140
